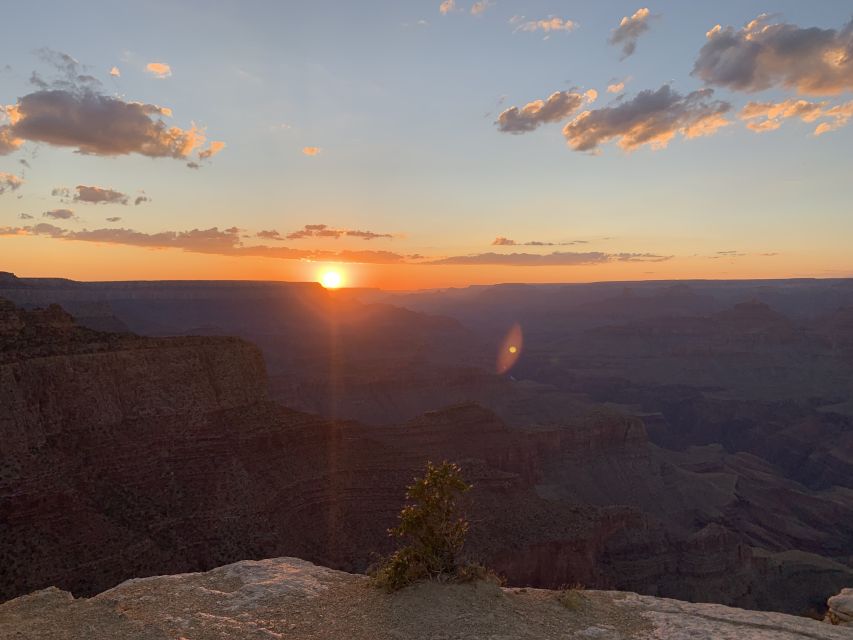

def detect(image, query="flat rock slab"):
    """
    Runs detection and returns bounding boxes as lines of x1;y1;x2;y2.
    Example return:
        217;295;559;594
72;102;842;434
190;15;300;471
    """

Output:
1;557;851;639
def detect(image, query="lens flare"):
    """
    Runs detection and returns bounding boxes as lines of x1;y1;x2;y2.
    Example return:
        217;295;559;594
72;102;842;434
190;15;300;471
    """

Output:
497;323;523;374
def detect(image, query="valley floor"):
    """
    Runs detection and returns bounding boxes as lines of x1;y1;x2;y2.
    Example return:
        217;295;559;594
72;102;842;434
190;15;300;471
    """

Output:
1;558;850;640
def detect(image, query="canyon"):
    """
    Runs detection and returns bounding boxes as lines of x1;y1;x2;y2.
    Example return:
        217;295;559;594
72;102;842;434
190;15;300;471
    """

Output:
2;285;852;617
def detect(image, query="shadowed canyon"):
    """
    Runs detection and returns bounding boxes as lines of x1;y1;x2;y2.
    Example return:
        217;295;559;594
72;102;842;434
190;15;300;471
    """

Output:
2;272;852;620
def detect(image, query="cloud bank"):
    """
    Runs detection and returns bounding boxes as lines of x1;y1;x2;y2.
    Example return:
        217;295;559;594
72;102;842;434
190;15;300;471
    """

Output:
0;224;408;264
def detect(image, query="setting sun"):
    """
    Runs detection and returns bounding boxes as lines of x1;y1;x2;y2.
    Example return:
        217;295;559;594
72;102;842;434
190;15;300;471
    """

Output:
320;270;343;289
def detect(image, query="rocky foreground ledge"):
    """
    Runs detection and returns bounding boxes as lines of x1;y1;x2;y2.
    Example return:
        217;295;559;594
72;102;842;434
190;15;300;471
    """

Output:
1;559;850;640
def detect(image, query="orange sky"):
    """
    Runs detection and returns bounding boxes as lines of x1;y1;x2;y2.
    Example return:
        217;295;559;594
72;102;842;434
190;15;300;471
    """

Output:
3;235;848;290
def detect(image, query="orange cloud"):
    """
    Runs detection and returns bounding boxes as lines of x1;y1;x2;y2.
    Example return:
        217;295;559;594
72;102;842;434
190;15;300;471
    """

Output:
145;62;172;78
302;146;321;156
740;98;853;135
515;17;576;34
470;0;491;16
109;66;121;77
439;0;455;15
199;140;226;160
607;81;626;94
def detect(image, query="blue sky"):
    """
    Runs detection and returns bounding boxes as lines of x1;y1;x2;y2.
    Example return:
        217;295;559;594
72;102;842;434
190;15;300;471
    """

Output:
1;1;852;287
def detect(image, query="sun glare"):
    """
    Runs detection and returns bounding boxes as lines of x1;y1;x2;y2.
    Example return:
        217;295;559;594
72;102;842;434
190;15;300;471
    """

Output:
320;270;343;289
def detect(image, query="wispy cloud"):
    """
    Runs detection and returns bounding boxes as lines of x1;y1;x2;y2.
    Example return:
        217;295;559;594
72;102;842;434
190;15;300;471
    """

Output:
285;224;393;240
470;0;492;16
492;236;587;246
302;146;321;156
514;16;576;34
563;85;731;152
694;15;853;95
607;80;627;94
439;0;455;15
426;251;671;266
0;172;23;195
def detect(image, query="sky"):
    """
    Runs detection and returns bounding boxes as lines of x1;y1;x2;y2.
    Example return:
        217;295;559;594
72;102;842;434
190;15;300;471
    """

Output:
1;0;852;289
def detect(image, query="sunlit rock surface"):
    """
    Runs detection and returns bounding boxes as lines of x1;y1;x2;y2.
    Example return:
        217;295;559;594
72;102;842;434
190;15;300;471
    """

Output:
1;558;851;640
827;589;853;627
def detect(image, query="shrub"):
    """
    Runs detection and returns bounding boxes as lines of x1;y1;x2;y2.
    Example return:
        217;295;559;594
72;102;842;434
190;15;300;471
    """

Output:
557;583;587;611
371;460;480;592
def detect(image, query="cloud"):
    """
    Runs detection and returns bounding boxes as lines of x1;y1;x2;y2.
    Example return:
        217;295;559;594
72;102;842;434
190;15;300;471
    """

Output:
145;62;172;78
0;172;23;195
0;224;408;264
562;85;731;152
496;89;597;133
257;229;285;241
29;49;100;93
694;15;853;95
439;0;455;15
609;7;653;59
134;194;151;206
427;251;671;266
285;223;393;240
199;140;225;160
53;185;130;205
740;98;853;134
1;89;208;159
110;66;121;78
106;216;121;222
514;17;576;34
470;0;491;16
0;118;23;155
186;161;201;169
18;213;33;220
302;146;321;156
607;80;626;94
491;236;586;246
43;208;75;220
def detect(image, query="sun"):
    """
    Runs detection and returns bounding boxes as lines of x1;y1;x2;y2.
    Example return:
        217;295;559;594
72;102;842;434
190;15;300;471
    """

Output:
320;270;343;289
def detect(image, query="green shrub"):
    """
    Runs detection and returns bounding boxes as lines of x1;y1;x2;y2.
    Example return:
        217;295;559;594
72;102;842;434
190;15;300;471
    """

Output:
371;461;482;592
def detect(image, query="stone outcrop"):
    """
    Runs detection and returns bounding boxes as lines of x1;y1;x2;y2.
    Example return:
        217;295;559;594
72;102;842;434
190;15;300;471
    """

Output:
2;558;852;640
827;588;853;627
